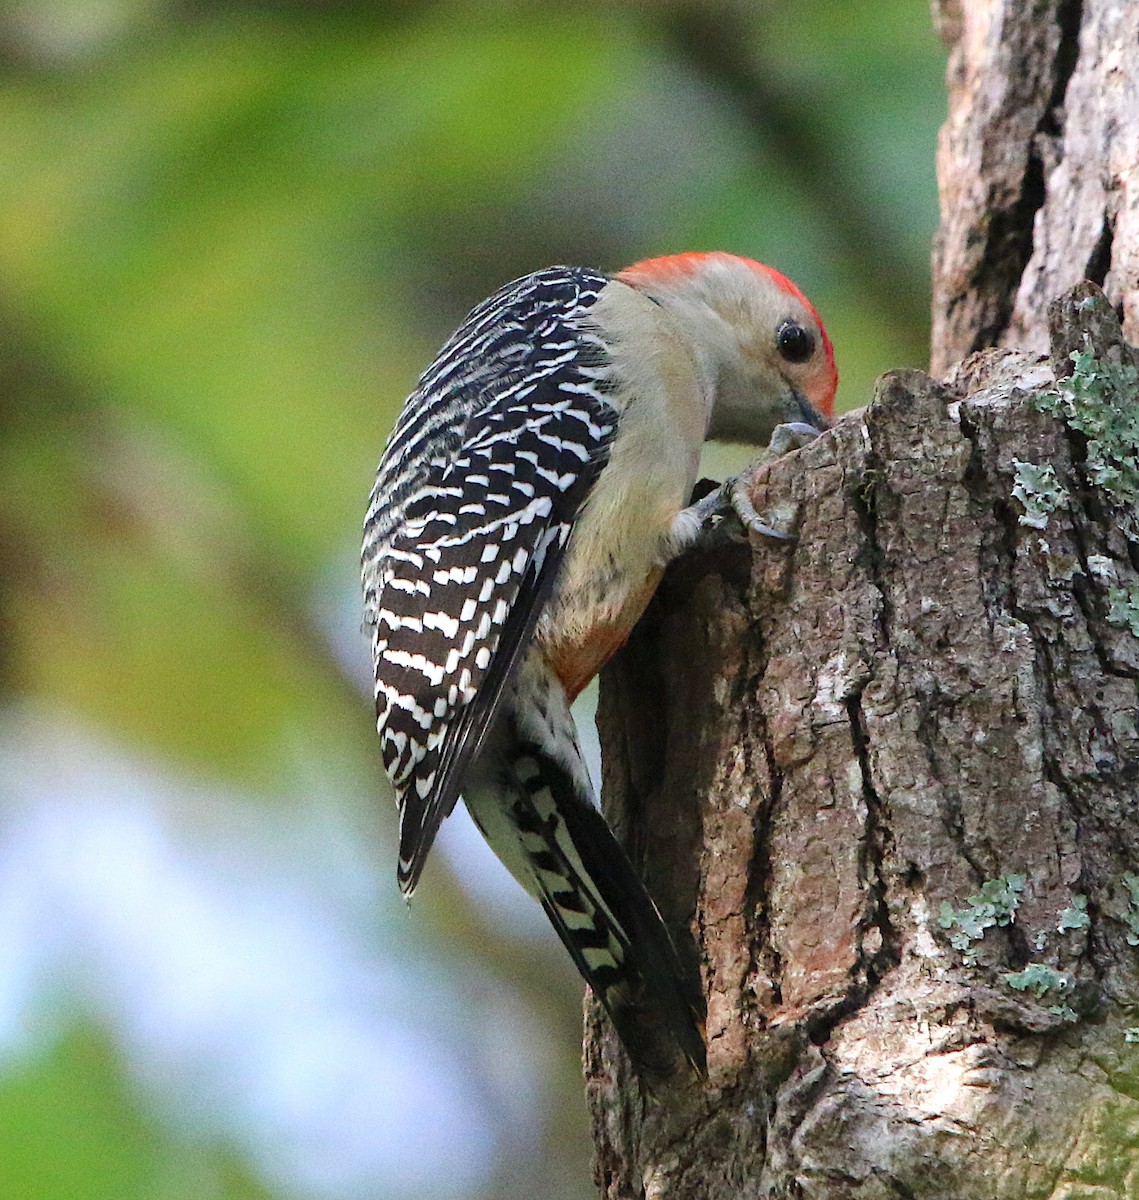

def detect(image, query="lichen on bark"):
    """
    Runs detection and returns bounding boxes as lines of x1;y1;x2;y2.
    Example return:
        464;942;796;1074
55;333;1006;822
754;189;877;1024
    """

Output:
587;285;1139;1199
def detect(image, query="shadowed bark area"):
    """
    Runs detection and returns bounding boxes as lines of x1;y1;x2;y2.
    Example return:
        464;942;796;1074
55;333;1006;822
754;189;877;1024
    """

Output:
586;285;1139;1197
930;0;1139;374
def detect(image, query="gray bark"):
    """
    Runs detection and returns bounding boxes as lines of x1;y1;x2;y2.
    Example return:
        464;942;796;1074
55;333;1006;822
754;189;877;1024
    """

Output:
586;2;1139;1193
931;0;1139;375
588;288;1139;1199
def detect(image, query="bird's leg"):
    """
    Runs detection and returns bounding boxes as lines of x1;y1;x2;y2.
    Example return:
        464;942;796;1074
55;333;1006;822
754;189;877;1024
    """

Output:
663;422;824;559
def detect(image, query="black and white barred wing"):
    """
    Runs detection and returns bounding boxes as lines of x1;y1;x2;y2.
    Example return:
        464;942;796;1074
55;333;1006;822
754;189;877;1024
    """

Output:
362;267;617;895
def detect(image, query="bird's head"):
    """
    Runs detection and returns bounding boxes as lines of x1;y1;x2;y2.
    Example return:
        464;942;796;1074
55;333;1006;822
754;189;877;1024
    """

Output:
617;252;837;445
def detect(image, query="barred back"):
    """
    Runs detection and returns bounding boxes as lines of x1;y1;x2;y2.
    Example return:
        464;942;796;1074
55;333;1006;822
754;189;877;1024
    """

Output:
362;267;619;893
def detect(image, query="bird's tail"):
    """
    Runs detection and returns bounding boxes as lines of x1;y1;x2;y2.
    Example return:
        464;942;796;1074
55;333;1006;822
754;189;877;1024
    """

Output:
465;714;706;1079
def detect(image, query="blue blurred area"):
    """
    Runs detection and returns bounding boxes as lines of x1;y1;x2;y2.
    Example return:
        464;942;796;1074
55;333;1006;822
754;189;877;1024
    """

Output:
0;708;560;1199
0;2;945;1196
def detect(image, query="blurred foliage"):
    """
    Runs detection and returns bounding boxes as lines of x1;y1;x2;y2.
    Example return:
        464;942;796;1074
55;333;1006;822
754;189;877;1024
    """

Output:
0;1;946;1197
0;1026;272;1200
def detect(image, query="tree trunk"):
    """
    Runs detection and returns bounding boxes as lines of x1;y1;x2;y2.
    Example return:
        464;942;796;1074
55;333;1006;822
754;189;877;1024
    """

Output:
585;4;1139;1196
930;0;1138;374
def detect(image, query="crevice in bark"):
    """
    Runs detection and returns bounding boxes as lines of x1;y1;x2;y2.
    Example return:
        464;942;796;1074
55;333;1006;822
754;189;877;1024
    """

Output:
847;451;891;651
1040;409;1139;681
845;691;900;984
875;1170;918;1200
1050;0;1084;129
971;162;1046;355
744;727;784;1013
956;0;1086;358
1085;212;1115;288
915;696;987;882
956;405;1015;625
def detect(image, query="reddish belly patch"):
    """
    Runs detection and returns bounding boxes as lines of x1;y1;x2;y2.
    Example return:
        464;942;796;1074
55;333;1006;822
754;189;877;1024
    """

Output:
545;568;663;702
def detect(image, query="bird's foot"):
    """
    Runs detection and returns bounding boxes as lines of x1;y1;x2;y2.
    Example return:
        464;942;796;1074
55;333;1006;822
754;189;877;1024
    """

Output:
765;421;824;459
663;422;824;558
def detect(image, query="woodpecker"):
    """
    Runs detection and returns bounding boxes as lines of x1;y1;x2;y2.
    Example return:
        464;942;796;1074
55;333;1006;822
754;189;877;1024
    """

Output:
363;252;837;1076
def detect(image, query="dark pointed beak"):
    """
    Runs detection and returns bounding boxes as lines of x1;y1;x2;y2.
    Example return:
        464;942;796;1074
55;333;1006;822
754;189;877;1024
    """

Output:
793;388;830;431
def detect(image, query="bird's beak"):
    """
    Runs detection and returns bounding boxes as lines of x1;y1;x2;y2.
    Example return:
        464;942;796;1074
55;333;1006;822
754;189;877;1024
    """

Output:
793;388;831;431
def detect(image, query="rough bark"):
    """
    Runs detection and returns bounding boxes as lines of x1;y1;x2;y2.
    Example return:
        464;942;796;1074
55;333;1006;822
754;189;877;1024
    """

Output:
585;4;1139;1192
587;285;1139;1198
930;0;1139;375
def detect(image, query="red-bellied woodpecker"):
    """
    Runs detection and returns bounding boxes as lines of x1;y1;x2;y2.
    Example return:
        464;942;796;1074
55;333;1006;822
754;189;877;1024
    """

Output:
362;252;837;1075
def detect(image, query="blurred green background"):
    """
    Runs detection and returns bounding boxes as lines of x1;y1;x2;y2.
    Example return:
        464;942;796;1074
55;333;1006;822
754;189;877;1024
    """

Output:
0;3;945;1197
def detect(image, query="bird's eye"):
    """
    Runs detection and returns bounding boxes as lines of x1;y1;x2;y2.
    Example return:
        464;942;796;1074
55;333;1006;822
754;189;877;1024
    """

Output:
776;321;815;364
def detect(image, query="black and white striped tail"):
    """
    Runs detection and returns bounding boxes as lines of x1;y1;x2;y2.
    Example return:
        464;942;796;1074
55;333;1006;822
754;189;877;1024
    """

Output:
467;720;706;1078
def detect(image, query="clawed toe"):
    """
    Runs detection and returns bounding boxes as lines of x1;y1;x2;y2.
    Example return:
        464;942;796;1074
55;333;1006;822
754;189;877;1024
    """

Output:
767;421;824;457
663;422;823;558
728;476;796;543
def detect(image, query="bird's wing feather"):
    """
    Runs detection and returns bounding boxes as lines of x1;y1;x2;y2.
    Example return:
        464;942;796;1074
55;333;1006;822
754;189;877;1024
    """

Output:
362;267;618;894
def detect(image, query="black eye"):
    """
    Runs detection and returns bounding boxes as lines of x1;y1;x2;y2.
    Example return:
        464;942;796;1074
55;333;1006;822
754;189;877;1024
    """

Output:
776;321;815;364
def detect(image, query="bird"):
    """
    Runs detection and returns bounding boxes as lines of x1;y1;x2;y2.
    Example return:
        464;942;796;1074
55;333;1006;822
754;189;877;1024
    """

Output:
362;252;837;1076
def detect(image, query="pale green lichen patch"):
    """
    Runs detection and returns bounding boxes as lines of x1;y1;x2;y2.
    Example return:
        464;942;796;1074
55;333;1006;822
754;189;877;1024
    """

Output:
1038;344;1139;538
1058;894;1091;932
1012;459;1069;528
1107;585;1139;638
938;874;1025;963
1004;963;1079;1021
1120;872;1139;946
